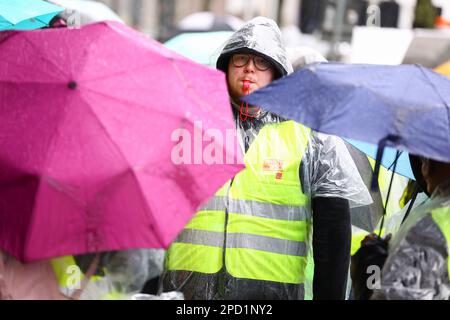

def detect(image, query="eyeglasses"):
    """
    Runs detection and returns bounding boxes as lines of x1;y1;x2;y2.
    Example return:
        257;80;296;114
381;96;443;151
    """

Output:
231;54;272;71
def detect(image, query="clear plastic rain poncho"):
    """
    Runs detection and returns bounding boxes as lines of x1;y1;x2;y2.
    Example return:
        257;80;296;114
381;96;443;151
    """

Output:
0;248;167;300
160;16;372;300
60;248;166;300
372;181;450;300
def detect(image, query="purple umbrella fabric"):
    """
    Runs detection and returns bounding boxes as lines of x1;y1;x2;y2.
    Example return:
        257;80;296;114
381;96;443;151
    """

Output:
0;21;243;262
243;62;450;164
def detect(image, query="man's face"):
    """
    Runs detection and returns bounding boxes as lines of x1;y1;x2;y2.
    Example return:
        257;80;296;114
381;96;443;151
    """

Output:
227;53;276;100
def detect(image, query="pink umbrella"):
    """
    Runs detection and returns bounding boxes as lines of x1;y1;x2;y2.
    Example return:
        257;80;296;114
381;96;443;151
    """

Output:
0;21;243;262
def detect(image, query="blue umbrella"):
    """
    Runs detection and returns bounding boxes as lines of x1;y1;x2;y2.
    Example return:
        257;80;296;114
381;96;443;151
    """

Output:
345;139;414;180
0;0;63;31
243;63;450;165
244;62;450;234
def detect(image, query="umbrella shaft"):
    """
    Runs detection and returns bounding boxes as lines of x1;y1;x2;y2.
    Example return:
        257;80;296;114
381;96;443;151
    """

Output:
377;150;401;237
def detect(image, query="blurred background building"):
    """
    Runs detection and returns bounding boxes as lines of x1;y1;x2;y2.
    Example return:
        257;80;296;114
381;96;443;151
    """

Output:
66;0;450;66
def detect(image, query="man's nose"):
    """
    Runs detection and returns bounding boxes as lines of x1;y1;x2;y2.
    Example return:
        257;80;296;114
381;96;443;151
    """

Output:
243;58;256;72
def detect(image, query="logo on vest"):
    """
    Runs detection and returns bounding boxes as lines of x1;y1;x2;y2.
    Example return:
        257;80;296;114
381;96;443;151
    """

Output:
263;159;284;179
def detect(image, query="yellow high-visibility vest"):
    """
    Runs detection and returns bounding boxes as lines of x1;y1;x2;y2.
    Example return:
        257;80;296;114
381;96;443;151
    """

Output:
166;120;313;298
431;206;450;279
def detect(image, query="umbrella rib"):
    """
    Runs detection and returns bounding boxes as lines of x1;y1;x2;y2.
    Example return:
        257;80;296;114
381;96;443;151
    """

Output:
81;61;161;84
169;60;214;114
78;94;131;168
323;80;399;143
361;86;403;137
0;80;64;86
307;67;335;129
21;173;92;261
22;174;47;262
21;34;68;79
129;170;166;248
81;85;182;120
317;67;410;139
71;28;128;84
0;56;65;81
387;150;404;172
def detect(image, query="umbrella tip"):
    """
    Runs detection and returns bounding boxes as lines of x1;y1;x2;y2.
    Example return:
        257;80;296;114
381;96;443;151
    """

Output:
68;81;77;90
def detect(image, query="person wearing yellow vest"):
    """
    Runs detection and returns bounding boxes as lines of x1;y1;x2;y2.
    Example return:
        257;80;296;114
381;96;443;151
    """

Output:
160;17;372;300
352;156;450;300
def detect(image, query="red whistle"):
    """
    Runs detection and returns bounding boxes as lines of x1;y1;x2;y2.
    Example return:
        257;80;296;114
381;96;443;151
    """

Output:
243;80;251;92
240;80;252;121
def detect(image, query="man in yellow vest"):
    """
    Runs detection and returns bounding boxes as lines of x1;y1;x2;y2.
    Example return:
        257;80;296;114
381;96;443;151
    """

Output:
160;16;371;300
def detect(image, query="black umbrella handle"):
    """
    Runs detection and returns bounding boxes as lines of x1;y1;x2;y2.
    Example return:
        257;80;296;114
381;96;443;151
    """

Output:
370;135;400;192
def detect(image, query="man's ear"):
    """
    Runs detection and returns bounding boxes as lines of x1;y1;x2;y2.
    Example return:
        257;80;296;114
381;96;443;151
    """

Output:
429;160;438;177
421;158;438;180
421;158;431;180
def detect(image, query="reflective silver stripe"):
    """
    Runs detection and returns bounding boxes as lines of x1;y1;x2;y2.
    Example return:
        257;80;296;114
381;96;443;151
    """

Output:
175;230;306;256
228;198;308;221
199;196;308;221
199;196;227;211
227;233;307;256
175;229;224;248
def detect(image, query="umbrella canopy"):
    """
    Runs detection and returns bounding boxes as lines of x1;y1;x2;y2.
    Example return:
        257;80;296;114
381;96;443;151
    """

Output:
243;62;450;165
177;11;244;32
164;31;233;66
0;21;243;262
0;0;63;31
47;0;123;25
318;61;450;180
345;139;414;180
